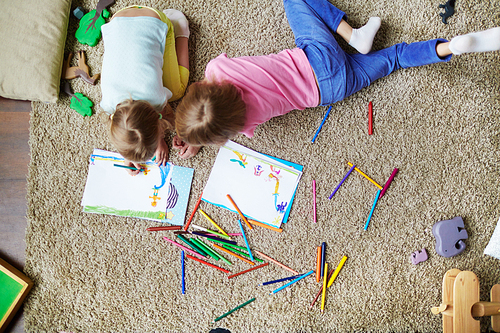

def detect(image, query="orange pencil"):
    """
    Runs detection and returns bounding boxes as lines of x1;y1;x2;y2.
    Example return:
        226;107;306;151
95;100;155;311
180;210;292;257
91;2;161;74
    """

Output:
227;262;269;279
212;243;255;265
248;219;282;233
184;192;203;231
254;250;299;275
185;254;231;274
226;194;252;230
316;246;322;283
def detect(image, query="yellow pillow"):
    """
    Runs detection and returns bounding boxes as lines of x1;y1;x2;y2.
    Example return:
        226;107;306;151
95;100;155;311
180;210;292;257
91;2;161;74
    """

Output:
0;0;72;103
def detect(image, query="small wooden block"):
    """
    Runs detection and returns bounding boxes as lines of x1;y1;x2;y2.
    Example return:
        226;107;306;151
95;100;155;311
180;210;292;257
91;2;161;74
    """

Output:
453;271;480;333
442;269;460;333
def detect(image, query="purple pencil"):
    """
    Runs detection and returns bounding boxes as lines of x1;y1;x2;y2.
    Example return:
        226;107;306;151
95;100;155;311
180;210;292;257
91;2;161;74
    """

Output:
379;168;399;199
329;165;356;199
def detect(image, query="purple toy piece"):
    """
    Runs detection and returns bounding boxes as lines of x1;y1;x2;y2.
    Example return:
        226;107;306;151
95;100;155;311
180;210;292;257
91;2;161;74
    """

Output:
432;216;468;258
411;248;428;265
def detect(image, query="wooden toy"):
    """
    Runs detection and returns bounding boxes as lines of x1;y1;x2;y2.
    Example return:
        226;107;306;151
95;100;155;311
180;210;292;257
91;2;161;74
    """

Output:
75;0;115;46
62;51;99;85
410;248;428;265
431;269;500;333
438;0;456;24
432;216;468;257
0;257;33;333
62;81;93;117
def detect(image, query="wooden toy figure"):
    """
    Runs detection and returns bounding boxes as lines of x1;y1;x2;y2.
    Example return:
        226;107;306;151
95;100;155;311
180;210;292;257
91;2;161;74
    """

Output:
75;0;115;46
62;51;100;85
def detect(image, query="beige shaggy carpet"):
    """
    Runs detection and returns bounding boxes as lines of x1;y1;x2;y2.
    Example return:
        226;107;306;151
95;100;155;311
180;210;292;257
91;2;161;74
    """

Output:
25;0;500;332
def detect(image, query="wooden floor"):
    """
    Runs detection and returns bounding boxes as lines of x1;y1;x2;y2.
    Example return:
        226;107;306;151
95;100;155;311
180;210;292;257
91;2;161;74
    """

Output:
0;96;31;333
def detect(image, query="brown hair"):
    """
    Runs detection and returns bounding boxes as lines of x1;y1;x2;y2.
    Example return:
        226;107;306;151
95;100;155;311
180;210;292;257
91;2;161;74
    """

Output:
109;99;172;162
175;80;246;146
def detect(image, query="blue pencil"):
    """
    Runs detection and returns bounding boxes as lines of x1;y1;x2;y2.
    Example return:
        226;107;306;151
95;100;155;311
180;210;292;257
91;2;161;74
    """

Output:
238;219;254;262
259;274;302;286
181;251;185;294
311;105;333;143
329;165;356;199
113;163;143;171
364;190;381;230
270;270;314;294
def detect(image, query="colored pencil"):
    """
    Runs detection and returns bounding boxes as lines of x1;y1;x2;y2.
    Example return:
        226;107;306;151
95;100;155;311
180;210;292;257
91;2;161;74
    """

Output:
190;238;220;261
312;105;332;143
329;165;356;199
185;254;230;274
152;156;156;162
321;262;328;313
259;274;302;286
364;190;381;231
238;219;254;261
184;192;203;231
212;244;255;265
368;101;373;135
327;256;348;288
191;225;231;240
347;162;382;190
199;209;229;237
181;251;185;294
248;219;283;233
379;168;399;199
176;234;208;257
162;237;205;259
221;243;247;251
226;194;252;229
194;238;233;265
191;231;237;245
313;180;317;223
310;267;335;309
320;242;326;278
147;226;182;231
113;163;143;171
270;270;314;294
213;297;256;323
228;262;269;279
255;251;299;274
316;246;321;283
222;245;264;263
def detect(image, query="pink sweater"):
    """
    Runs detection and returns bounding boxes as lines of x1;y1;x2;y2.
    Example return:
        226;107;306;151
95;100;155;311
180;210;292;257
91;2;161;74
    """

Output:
204;48;319;137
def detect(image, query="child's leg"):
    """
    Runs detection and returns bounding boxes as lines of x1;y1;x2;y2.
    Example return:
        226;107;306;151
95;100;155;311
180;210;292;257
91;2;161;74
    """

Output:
159;10;190;102
344;39;452;97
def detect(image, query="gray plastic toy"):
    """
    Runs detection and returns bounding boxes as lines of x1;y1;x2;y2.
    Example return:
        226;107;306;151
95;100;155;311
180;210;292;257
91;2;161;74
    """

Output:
432;216;468;258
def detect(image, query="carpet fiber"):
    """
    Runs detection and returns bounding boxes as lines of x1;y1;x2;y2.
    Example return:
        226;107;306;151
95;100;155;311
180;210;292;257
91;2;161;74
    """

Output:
25;0;500;332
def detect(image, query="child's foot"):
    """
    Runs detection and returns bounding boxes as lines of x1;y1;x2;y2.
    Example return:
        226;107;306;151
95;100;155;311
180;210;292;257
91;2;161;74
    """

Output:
163;9;190;38
449;27;500;55
349;17;381;54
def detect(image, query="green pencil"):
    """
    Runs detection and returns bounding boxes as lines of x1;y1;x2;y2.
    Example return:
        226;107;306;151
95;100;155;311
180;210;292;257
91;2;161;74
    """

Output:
190;238;220;261
213;297;256;323
221;244;264;263
113;163;143;171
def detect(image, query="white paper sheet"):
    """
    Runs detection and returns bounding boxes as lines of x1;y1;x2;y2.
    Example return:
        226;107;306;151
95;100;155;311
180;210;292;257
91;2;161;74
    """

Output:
202;141;302;228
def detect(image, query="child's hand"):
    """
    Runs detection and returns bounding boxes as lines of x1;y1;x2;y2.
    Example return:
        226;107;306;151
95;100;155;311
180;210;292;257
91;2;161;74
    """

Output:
172;135;201;159
154;139;169;166
124;159;143;176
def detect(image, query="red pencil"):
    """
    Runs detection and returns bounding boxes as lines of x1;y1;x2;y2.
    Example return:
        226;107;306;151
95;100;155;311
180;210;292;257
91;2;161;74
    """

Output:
184;192;203;231
368;101;373;135
147;226;182;231
227;262;269;279
185;253;231;274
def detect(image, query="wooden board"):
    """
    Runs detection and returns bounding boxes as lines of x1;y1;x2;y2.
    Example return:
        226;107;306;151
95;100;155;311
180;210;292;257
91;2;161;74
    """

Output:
0;257;33;333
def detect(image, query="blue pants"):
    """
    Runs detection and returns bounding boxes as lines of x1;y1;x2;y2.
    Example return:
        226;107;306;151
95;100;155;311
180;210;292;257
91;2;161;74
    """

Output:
283;0;452;106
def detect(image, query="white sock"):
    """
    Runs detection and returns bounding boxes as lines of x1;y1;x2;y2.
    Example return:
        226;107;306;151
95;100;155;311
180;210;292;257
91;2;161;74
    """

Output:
163;9;190;38
349;17;382;54
449;27;500;55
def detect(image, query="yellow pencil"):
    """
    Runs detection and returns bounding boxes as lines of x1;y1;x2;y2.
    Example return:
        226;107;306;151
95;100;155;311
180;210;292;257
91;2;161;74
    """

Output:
212;243;255;265
199;209;229;237
327;256;348;288
321;262;328;313
347;162;382;190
